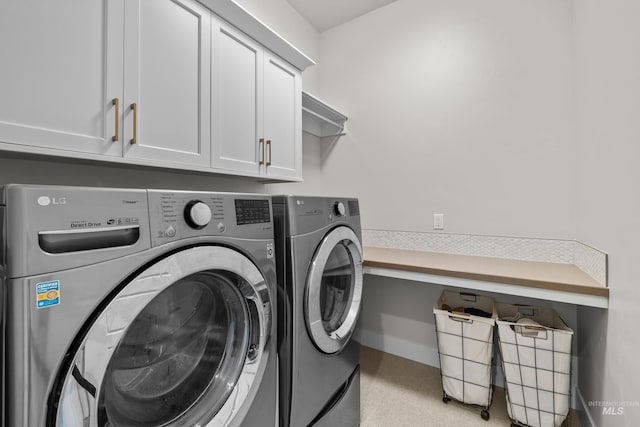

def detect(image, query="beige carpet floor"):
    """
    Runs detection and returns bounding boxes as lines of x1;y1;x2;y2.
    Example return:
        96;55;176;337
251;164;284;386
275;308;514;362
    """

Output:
360;346;578;427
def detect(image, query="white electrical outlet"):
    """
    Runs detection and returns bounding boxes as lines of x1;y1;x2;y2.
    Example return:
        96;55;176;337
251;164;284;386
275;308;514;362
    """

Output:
433;213;444;230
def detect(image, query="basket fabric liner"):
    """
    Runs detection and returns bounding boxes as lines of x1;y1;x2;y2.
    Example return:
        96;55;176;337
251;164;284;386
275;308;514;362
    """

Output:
434;291;497;407
496;303;573;427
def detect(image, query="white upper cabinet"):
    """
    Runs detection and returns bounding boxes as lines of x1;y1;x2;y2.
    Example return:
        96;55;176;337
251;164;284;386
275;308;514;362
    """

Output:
123;0;211;167
212;22;302;180
263;53;302;180
0;0;123;156
0;0;313;181
211;21;263;175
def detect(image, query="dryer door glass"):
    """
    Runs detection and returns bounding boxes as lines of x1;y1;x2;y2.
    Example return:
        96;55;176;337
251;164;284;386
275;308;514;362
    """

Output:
305;226;363;354
320;243;353;333
52;246;272;427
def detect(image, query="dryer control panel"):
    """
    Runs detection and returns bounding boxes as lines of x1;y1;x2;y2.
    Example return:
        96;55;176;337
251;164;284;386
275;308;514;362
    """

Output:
148;190;273;247
272;195;361;237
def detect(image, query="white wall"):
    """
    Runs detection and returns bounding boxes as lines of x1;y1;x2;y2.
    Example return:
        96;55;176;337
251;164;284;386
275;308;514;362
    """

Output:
305;0;577;238
573;0;640;425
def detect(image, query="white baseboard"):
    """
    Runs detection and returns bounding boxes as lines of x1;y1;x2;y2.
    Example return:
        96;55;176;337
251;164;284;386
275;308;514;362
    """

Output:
576;387;597;427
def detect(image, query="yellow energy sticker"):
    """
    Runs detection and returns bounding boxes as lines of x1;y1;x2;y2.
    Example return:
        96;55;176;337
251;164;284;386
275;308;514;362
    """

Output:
36;280;60;309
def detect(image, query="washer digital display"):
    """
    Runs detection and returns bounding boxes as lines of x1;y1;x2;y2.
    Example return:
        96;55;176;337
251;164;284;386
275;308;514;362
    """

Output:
235;199;271;225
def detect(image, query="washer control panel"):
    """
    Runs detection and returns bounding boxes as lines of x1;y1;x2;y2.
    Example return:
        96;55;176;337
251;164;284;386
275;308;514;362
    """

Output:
148;190;273;246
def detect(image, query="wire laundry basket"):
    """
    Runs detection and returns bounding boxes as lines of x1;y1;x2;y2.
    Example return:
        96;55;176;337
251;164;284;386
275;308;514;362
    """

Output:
433;291;497;421
496;303;573;427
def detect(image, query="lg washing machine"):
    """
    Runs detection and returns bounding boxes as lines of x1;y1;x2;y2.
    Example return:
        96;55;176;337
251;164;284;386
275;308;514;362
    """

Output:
0;184;277;427
273;196;363;427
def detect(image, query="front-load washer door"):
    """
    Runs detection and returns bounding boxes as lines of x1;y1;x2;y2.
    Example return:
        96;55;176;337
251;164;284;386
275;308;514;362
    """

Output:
50;245;271;427
305;226;363;354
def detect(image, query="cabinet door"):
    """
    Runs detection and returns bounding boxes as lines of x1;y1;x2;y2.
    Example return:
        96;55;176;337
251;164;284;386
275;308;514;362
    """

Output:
123;0;211;167
263;53;302;180
0;0;123;156
211;21;263;175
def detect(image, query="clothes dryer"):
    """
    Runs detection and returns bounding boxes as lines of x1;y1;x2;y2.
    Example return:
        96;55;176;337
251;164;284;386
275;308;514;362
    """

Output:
0;185;277;427
273;196;363;427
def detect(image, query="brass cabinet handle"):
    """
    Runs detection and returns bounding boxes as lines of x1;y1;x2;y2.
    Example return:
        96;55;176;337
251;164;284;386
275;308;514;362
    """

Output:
259;138;265;165
111;98;119;142
266;139;272;166
130;103;137;144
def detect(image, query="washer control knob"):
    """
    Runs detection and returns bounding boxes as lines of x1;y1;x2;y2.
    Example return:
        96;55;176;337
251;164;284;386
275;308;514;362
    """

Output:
334;202;346;217
184;200;212;229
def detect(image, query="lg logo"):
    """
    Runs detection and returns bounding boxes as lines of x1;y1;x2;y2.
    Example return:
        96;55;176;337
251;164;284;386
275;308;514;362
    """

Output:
37;196;67;206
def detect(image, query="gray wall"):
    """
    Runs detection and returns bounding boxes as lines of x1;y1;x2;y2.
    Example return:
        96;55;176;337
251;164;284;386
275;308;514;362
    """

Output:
312;0;577;238
574;0;640;425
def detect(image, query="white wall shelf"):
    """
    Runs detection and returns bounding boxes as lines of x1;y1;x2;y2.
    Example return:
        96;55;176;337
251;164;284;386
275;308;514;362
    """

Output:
302;91;348;138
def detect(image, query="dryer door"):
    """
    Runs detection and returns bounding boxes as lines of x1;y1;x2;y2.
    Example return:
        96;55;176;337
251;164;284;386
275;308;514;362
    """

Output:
51;245;271;427
305;226;363;354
